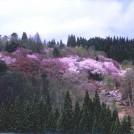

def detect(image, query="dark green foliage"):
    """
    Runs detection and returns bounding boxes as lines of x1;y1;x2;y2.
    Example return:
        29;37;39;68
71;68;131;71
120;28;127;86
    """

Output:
41;72;49;101
0;88;132;133
79;91;93;132
73;101;81;133
126;115;132;134
121;117;128;134
9;97;23;132
11;33;18;38
5;41;18;52
47;39;56;48
92;90;101;133
54;109;60;121
67;35;77;47
112;109;120;125
110;109;120;134
21;101;33;132
93;90;101;116
102;107;112;134
21;36;43;52
0;60;7;75
52;47;61;57
99;102;107;133
22;32;28;40
61;91;73;133
110;118;120;134
46;110;56;132
75;36;134;62
56;115;62;132
59;39;65;48
92;114;100;134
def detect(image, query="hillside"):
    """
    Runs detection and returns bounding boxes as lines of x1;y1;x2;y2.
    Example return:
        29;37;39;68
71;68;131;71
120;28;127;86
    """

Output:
0;47;129;104
0;35;133;133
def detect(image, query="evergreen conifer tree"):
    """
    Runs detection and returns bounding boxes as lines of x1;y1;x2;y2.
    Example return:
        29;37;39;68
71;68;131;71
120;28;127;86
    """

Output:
73;100;81;133
21;100;32;132
126;115;131;134
54;109;60;122
22;32;28;40
93;90;101;117
0;102;9;131
61;91;73;133
56;115;62;132
121;117;128;134
92;114;100;134
103;107;112;134
30;99;41;133
46;109;56;132
79;91;93;133
110;118;120;134
99;102;107;133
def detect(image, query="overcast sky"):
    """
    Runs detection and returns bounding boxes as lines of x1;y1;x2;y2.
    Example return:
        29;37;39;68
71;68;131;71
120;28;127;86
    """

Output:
0;0;134;43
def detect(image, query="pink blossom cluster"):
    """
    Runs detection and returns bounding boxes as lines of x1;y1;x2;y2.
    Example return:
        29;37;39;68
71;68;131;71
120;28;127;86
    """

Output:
59;56;122;78
27;54;38;60
59;56;80;73
0;53;16;64
41;58;68;78
79;59;107;76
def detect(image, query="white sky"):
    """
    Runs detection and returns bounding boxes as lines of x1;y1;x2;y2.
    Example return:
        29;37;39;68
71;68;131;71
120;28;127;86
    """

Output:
0;0;134;43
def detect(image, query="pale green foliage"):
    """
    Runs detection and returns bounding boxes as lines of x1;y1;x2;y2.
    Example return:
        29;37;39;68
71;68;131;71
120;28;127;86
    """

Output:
69;47;90;57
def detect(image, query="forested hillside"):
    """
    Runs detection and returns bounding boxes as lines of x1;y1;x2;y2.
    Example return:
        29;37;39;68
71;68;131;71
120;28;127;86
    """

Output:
0;32;133;133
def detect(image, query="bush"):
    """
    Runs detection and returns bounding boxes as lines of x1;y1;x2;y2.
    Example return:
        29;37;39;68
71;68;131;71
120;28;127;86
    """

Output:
53;47;61;57
0;60;7;75
5;41;18;52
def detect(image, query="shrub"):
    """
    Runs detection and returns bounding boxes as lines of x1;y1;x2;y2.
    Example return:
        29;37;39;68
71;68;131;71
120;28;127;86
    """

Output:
52;47;61;57
5;41;18;52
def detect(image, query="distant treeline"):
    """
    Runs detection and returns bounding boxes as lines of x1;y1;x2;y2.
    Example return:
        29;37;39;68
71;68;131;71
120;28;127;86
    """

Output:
67;35;134;63
1;32;134;62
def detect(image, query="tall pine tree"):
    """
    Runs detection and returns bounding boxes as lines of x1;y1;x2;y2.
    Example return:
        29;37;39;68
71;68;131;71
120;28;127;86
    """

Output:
73;100;81;133
79;91;93;133
61;91;73;133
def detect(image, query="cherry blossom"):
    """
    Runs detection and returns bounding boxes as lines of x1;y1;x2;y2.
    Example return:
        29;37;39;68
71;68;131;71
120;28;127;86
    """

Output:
0;53;16;64
27;54;38;59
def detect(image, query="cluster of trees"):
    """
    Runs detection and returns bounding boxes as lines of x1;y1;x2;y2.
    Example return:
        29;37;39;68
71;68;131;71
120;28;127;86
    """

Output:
0;32;65;54
2;32;134;62
67;35;134;62
0;32;44;53
0;90;131;134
